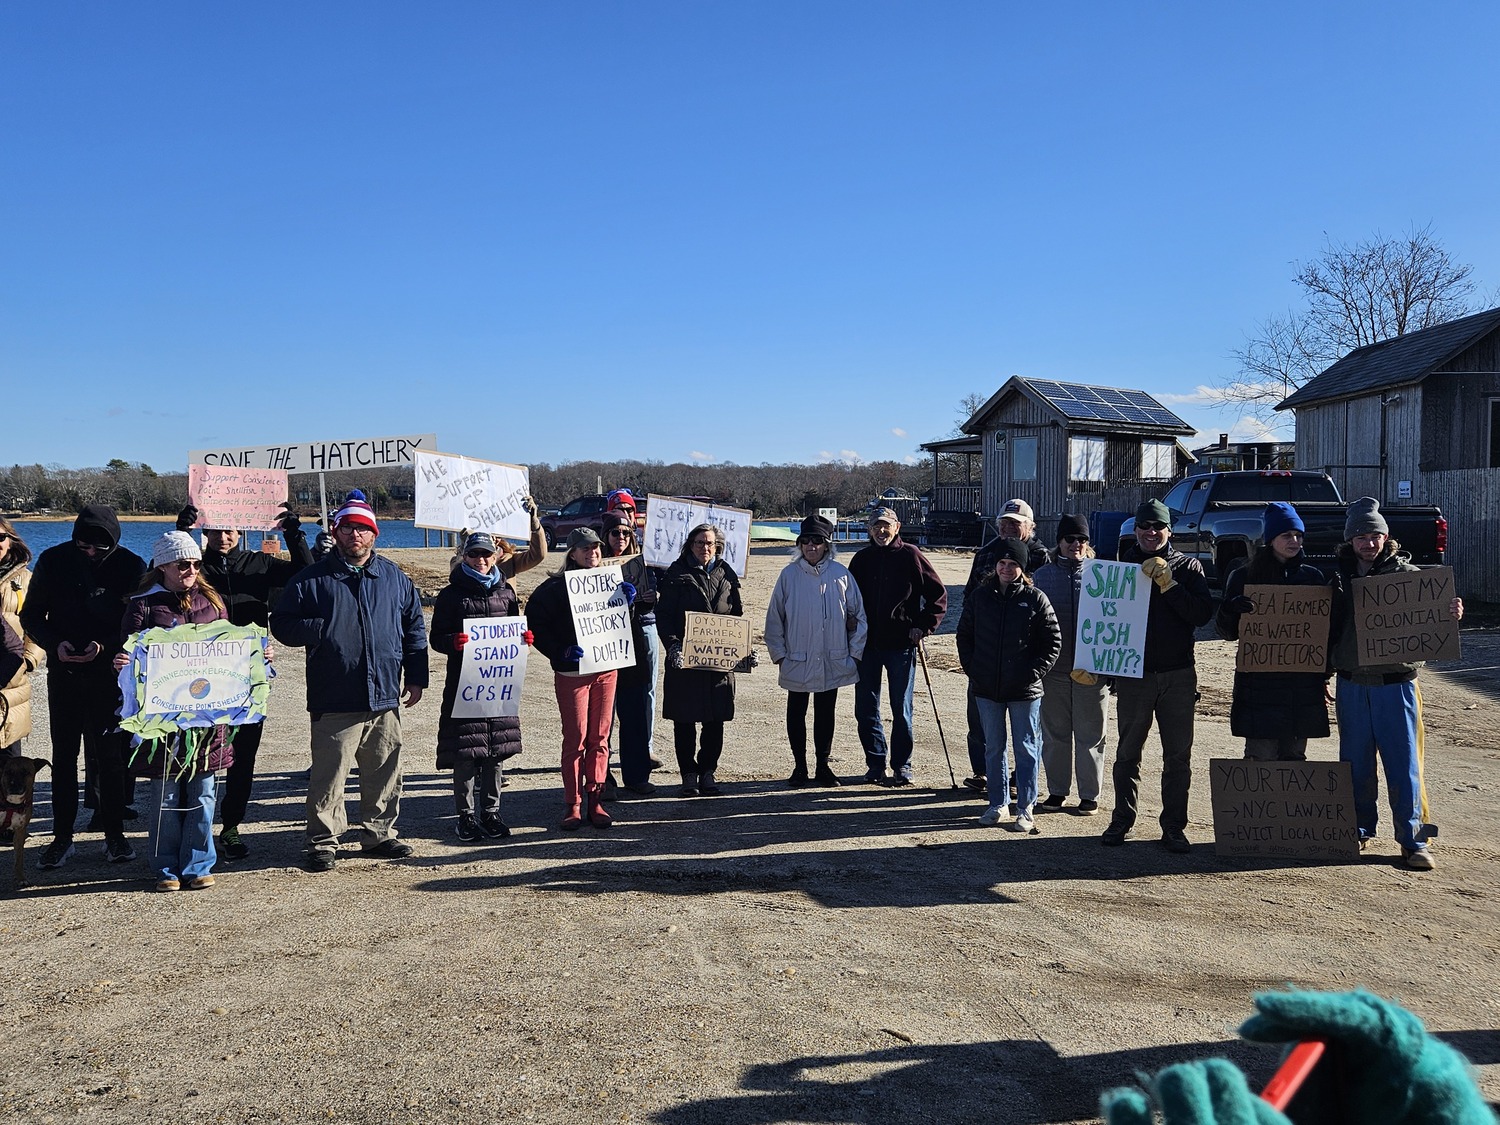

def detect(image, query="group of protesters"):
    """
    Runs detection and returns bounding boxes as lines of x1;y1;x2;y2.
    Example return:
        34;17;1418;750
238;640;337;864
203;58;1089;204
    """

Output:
1;481;1459;887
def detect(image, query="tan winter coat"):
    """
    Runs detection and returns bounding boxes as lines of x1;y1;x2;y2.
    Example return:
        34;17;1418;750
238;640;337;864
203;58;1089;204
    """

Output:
1;562;46;748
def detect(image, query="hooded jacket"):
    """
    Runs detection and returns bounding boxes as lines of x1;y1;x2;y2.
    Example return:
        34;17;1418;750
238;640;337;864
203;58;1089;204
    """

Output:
764;544;867;694
847;534;947;651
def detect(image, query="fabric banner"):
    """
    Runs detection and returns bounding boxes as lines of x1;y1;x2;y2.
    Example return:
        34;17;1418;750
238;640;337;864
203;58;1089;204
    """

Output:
566;564;635;673
682;612;752;671
1073;560;1150;679
186;464;289;530
1235;584;1332;673
1353;566;1461;666
642;494;752;577
451;615;529;719
117;621;274;744
413;450;531;540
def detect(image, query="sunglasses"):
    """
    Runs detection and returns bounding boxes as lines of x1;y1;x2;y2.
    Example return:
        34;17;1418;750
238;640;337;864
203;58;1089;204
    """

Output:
0;532;10;543
1062;535;1090;545
464;549;495;559
1138;522;1168;531
798;536;828;546
607;529;633;537
172;560;202;572
73;540;107;552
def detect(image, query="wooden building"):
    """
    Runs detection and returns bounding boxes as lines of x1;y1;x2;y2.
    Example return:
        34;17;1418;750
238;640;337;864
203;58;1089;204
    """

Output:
1277;305;1500;597
938;377;1197;542
1189;435;1295;474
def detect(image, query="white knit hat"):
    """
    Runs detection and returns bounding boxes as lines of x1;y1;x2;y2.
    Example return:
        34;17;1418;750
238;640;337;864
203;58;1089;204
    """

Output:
151;531;203;568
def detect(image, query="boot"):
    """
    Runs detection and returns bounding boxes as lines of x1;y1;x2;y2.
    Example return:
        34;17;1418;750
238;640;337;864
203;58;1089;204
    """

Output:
561;802;583;830
679;771;700;798
699;771;723;797
813;759;841;787
587;787;613;829
787;752;811;788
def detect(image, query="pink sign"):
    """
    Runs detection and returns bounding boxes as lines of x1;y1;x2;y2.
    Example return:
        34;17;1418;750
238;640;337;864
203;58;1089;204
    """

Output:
187;465;289;531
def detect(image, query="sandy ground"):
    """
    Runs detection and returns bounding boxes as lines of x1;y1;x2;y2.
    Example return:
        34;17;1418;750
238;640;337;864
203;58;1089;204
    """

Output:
3;544;1497;1124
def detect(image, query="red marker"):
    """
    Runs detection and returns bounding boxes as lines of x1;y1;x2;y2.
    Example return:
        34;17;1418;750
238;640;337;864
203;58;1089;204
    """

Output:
1261;1039;1326;1110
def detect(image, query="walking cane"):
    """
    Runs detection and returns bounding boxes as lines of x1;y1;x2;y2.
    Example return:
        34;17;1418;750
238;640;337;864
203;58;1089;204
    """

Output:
916;639;960;790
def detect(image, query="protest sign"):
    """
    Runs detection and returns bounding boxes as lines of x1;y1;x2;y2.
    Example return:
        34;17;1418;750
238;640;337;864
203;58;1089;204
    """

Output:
1073;560;1150;678
190;433;437;473
1208;758;1358;861
186;465;289;531
413;450;531;541
116;622;274;746
566;564;635;673
451;616;529;719
682;612;752;671
643;495;753;577
1235;585;1332;673
1353;566;1461;666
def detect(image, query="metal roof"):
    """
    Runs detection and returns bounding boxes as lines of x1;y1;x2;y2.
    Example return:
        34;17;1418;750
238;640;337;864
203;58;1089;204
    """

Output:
964;376;1195;435
1276;305;1500;410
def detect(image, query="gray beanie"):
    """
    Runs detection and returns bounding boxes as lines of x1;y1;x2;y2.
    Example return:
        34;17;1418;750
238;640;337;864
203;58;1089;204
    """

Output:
151;531;202;568
1344;497;1389;540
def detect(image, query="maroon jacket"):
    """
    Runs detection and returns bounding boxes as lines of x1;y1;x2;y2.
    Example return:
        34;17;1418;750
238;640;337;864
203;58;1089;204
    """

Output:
848;535;948;651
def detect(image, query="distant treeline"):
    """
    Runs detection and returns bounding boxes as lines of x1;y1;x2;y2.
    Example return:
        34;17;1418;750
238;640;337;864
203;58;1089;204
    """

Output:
4;457;934;519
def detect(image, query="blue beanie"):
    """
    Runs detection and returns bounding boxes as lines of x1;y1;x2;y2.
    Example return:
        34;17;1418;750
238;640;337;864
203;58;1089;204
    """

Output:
1263;502;1304;542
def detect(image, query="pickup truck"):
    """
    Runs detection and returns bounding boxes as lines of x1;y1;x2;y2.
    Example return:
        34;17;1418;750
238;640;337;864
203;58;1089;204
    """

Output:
1116;471;1447;591
539;494;647;548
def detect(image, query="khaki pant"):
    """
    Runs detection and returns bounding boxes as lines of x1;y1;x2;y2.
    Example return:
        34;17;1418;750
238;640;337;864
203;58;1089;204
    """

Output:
306;711;403;855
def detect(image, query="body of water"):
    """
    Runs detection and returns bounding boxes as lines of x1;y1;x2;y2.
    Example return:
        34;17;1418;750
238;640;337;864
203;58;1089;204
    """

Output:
8;519;451;561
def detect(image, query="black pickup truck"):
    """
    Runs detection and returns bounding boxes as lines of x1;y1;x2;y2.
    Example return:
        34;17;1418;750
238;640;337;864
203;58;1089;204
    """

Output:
1117;471;1447;591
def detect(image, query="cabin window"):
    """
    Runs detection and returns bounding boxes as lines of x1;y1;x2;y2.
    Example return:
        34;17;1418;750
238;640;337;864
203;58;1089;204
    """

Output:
1141;440;1175;480
1069;436;1105;482
1012;436;1038;481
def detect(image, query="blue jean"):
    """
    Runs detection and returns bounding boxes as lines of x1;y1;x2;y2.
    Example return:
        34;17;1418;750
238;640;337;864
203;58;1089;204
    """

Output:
614;623;659;786
1336;678;1426;851
975;697;1041;815
854;647;916;778
150;773;218;881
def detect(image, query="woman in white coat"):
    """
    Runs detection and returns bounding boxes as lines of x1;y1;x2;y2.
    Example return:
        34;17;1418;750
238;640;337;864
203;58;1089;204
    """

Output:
764;515;867;787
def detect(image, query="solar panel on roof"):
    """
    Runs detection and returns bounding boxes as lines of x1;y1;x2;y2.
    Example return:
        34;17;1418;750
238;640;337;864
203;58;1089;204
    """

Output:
1024;379;1187;429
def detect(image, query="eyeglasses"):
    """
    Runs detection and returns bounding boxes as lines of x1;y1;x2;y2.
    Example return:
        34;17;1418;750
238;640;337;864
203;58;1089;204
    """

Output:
1062;535;1089;545
690;538;715;547
337;524;375;536
172;560;202;572
464;549;495;559
1138;522;1168;531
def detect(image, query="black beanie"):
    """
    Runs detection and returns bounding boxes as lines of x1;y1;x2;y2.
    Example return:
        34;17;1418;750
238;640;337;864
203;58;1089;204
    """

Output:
1056;513;1089;542
799;515;834;540
993;537;1030;568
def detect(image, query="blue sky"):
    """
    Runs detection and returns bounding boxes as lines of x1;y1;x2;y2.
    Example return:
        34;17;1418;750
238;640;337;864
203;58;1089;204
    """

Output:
4;2;1498;472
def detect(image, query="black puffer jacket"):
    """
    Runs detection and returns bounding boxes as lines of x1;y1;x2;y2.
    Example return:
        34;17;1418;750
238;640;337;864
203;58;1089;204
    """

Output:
201;533;315;627
656;557;742;723
431;569;524;766
957;577;1061;702
1118;542;1214;672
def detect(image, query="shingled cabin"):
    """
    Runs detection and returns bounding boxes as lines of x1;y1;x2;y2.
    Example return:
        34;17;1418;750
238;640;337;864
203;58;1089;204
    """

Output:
1277;304;1500;599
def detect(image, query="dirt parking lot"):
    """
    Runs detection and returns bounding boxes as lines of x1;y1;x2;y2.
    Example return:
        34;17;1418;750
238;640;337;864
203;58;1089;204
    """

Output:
4;545;1497;1124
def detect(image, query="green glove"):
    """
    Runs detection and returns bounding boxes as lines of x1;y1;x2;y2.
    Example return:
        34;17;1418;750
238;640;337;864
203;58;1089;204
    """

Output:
1102;1058;1291;1125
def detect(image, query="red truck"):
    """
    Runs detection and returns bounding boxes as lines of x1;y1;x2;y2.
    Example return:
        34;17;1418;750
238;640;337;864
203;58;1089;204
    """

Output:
539;494;648;549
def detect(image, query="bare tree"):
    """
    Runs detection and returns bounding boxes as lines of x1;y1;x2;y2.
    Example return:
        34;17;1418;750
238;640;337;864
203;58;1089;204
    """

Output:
1227;225;1477;408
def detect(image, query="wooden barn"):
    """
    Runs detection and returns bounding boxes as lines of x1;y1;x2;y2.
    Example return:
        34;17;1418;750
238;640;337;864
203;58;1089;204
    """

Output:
1276;304;1500;598
941;377;1197;543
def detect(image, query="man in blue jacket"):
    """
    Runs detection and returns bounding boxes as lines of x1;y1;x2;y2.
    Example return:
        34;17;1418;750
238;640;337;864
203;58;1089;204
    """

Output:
271;491;428;872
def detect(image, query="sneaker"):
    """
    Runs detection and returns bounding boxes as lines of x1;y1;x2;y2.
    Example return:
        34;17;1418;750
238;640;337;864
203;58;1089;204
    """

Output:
455;814;481;843
480;814;511;839
1074;799;1100;817
1403;847;1436;871
305;850;336;873
884;775;913;788
813;764;841;788
647;754;664;770
1101;822;1130;847
861;771;887;785
1041;794;1066;811
1010;813;1037;834
978;805;1012;827
962;775;987;792
363;839;414;859
104;833;136;863
187;874;216;890
1358;836;1373;852
1160;829;1192;854
218;827;250;861
38;838;75;870
155;877;181;892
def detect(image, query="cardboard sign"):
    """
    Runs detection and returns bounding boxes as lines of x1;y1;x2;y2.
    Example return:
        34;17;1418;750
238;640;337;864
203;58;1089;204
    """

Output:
643;494;753;577
413;450;531;541
186;465;289;531
566;564;635;673
140;625;270;718
451;615;529;719
1235;585;1332;673
189;433;437;473
1209;758;1359;861
682;611;752;671
1073;560;1150;679
1353;566;1461;665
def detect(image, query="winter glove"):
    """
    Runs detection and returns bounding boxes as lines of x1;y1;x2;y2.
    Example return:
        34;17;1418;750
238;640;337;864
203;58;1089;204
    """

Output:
1102;1057;1290;1125
522;629;534;647
1225;595;1254;614
176;504;199;531
1140;556;1177;593
453;633;469;650
564;645;585;662
732;650;758;674
667;642;685;670
275;502;302;536
1070;669;1098;686
1238;989;1494;1125
312;530;336;560
522;495;538;517
617;582;636;605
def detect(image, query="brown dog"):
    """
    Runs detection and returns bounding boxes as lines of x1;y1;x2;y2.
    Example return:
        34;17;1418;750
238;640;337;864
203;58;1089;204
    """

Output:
1;757;48;890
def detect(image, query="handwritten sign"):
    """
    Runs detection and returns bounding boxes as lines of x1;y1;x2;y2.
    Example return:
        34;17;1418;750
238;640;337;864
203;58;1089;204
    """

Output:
140;625;269;719
451;616;529;719
190;433;437;473
1236;585;1332;673
186;465;289;531
1073;560;1149;678
682;612;751;671
643;495;753;577
413;450;531;541
1353;566;1460;665
1208;759;1358;861
566;565;635;673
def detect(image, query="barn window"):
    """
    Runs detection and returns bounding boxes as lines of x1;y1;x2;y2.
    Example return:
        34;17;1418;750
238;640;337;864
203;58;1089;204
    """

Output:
1012;436;1038;481
1069;436;1106;482
1141;440;1175;480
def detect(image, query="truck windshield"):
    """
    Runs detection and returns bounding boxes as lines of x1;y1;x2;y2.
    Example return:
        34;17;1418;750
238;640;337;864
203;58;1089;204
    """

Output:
1212;475;1338;504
